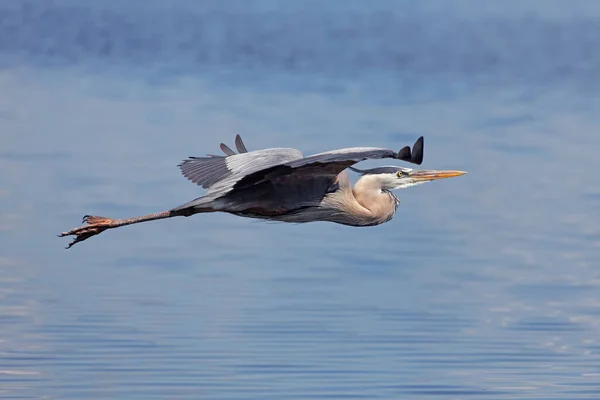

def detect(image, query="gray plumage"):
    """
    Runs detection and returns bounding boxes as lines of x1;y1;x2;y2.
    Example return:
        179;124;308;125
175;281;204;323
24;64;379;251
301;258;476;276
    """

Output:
219;143;236;156
175;135;405;223
235;134;248;153
59;134;466;249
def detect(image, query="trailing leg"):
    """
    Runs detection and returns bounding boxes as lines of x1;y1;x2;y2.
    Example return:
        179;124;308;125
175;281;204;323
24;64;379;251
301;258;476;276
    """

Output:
59;210;183;249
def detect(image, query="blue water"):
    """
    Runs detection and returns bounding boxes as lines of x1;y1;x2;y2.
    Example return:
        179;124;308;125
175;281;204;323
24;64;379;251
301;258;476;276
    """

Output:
1;1;600;399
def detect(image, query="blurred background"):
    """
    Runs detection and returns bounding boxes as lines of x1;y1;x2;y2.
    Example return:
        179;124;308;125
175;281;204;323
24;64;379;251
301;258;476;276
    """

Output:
1;1;600;398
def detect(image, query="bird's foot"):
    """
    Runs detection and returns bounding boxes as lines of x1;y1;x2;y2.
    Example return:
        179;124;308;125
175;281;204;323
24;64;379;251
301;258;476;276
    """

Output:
82;215;114;225
58;215;115;249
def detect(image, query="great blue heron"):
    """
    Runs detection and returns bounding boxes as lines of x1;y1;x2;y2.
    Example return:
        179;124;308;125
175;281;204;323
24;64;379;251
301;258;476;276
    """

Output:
59;135;466;248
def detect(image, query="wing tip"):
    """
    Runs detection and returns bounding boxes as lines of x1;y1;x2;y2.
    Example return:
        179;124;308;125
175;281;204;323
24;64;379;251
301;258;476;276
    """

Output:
220;143;236;156
397;136;424;165
235;134;248;153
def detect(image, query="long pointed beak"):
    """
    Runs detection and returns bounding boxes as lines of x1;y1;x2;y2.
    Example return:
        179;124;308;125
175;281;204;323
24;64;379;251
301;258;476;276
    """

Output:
410;170;467;182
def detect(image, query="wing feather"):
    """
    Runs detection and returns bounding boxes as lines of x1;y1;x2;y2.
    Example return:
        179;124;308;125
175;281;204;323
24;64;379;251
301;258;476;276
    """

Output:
219;144;236;156
235;134;248;153
178;155;229;189
178;148;304;190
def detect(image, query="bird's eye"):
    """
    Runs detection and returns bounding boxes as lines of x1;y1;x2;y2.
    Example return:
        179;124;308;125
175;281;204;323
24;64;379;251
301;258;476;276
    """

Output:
397;171;404;177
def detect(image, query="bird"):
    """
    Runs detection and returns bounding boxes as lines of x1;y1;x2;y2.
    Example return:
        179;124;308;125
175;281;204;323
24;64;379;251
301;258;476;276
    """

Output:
59;135;466;249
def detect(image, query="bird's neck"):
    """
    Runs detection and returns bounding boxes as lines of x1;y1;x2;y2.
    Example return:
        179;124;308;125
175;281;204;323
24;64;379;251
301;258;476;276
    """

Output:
352;177;398;223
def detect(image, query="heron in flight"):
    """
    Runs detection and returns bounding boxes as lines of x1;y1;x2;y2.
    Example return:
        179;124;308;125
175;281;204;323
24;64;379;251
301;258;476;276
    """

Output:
59;135;466;248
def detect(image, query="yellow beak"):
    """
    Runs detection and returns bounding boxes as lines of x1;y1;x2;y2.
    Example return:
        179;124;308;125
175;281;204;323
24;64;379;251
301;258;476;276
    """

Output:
411;170;468;182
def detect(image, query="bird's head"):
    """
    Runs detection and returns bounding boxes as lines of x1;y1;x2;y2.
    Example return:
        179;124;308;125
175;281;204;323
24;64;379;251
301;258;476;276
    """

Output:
350;166;467;191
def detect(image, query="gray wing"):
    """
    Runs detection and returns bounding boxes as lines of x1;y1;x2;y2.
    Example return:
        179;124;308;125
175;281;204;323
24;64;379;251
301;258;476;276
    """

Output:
175;137;424;213
178;155;230;189
233;134;423;188
208;147;403;213
178;134;304;190
232;147;399;190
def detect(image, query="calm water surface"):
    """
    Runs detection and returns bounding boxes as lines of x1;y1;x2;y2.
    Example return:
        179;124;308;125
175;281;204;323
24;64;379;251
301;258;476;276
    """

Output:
1;1;600;399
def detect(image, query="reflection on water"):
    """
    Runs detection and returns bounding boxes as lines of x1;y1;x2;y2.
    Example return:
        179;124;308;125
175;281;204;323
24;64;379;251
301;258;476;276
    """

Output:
1;1;600;399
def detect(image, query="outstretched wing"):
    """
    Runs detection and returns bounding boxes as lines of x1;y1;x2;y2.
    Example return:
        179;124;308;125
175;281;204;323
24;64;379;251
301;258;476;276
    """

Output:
232;147;398;190
178;134;304;190
232;136;424;191
209;147;403;212
175;136;424;213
